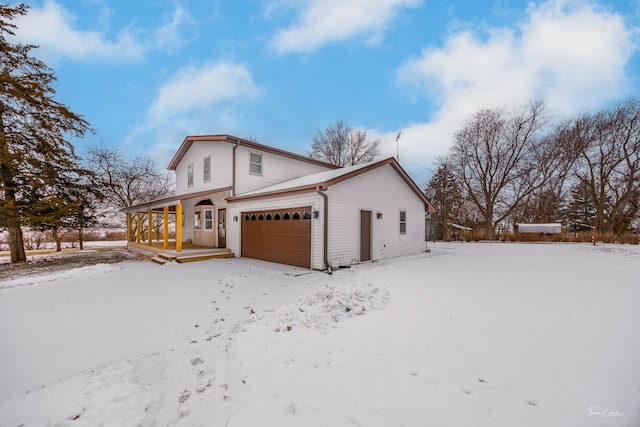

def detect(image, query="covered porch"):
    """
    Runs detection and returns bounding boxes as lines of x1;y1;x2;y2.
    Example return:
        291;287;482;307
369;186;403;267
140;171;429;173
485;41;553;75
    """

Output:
123;189;233;263
124;203;184;252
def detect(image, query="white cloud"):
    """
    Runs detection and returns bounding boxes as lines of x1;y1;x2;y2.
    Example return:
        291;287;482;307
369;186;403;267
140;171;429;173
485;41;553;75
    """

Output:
149;62;262;120
269;0;421;54
12;0;193;63
126;62;262;166
13;0;143;62
392;0;637;178
152;6;194;53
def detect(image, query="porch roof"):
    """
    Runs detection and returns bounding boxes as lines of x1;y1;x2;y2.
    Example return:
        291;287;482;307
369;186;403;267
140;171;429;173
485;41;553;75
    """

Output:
122;186;233;213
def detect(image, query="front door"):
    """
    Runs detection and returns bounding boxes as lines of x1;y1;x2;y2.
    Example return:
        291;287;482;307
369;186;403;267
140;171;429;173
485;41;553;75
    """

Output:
360;210;372;262
218;208;226;248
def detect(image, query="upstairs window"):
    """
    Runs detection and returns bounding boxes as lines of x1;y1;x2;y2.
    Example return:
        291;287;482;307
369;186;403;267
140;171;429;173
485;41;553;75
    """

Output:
203;156;211;183
399;210;407;235
187;164;194;188
249;152;262;175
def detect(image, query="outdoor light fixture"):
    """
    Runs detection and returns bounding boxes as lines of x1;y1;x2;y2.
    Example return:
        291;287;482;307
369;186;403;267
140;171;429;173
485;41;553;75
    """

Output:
313;210;319;218
233;215;238;222
376;212;383;219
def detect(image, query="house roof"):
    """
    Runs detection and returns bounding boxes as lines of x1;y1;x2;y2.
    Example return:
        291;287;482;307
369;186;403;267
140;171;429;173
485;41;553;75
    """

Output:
121;187;234;213
227;157;436;213
167;134;341;171
124;155;436;214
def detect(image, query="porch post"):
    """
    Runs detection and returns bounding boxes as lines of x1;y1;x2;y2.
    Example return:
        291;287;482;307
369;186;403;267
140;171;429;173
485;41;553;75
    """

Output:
136;211;141;243
176;201;183;253
163;206;169;250
148;209;153;246
126;213;132;242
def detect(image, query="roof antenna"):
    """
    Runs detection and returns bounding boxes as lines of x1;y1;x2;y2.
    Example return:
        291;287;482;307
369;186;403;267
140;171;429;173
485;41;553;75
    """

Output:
395;131;402;163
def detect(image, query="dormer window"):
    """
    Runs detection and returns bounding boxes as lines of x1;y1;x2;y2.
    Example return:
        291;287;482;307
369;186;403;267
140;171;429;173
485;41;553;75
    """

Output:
203;156;211;183
187;163;194;188
249;152;262;175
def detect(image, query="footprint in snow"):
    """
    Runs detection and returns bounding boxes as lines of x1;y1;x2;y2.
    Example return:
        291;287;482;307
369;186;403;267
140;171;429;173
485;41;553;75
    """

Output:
177;389;191;419
196;369;215;393
178;390;191;404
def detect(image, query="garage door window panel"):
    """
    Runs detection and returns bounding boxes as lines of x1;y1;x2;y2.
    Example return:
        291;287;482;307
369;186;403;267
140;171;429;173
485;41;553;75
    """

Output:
241;207;312;268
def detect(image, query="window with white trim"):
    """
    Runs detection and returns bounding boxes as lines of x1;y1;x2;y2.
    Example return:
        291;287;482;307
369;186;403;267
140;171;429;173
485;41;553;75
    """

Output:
399;210;407;234
194;211;201;230
203;156;211;183
249;152;262;175
187;163;194;188
204;209;213;231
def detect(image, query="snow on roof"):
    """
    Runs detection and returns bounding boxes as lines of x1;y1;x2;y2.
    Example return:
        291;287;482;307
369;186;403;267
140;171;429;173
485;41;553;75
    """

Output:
515;223;562;234
238;158;383;197
233;157;435;212
449;223;472;231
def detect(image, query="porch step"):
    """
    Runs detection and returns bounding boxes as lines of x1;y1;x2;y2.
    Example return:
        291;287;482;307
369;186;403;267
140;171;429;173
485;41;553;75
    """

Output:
158;253;177;261
176;251;234;263
150;256;168;265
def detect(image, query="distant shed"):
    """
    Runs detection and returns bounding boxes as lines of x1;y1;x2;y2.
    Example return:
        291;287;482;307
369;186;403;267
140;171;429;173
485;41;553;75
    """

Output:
515;223;562;234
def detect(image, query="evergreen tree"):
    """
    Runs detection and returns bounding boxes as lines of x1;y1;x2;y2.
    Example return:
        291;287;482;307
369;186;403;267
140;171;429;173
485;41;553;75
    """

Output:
427;160;462;241
564;181;596;231
0;4;91;263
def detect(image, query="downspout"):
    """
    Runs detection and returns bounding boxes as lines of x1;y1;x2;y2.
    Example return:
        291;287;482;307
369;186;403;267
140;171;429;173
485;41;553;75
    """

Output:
316;185;331;274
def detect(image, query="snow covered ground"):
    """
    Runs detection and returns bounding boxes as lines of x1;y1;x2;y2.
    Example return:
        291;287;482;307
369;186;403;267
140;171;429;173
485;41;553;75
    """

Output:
0;242;638;426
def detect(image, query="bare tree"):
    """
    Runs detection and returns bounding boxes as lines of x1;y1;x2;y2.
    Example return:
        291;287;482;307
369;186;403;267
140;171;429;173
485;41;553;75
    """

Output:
511;127;579;225
87;145;173;234
449;101;562;239
309;119;381;166
556;99;640;236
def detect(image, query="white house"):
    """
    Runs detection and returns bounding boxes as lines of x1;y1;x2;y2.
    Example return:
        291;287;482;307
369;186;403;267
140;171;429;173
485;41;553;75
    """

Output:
124;135;435;269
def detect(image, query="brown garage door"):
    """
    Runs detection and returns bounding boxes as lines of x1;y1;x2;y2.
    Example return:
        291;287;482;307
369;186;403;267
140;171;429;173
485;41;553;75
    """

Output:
241;206;312;268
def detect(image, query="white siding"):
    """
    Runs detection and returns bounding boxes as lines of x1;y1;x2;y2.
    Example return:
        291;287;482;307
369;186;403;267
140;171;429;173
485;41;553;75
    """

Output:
179;191;231;244
326;164;425;266
175;141;233;195
227;164;426;270
227;192;324;269
234;146;331;195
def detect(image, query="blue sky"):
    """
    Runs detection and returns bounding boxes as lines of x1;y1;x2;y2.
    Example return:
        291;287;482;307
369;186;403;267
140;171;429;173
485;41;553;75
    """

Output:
11;0;640;185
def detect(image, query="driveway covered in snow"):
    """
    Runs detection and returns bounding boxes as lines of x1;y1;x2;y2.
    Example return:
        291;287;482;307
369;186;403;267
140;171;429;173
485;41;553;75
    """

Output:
0;243;638;426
